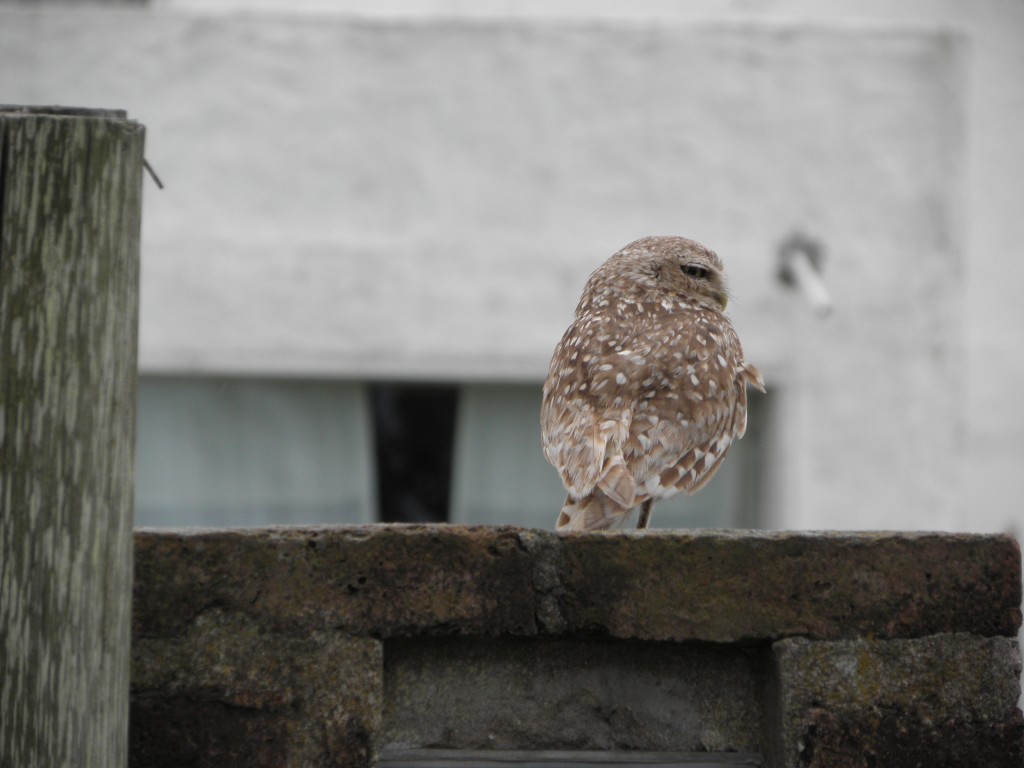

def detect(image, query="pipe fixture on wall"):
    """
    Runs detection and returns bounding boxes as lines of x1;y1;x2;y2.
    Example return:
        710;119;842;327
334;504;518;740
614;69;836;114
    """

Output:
777;232;833;317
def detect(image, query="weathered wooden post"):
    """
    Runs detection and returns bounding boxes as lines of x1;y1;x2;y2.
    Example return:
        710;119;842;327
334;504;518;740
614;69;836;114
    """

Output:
0;107;144;767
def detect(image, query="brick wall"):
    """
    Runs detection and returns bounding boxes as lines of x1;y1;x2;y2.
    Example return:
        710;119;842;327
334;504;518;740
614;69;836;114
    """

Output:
130;526;1023;766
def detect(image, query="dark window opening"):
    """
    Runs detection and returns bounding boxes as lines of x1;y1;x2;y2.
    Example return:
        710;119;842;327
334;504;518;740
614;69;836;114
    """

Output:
371;383;458;523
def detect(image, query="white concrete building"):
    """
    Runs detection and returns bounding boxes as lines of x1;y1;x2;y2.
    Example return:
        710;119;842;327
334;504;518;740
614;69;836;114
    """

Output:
3;1;1021;535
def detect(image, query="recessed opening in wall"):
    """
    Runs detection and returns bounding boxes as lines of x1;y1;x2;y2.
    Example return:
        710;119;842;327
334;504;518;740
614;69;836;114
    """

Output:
370;382;458;523
380;636;768;762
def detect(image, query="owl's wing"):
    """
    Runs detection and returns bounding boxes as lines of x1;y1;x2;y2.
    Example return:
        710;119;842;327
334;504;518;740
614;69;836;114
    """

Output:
623;313;764;499
541;315;642;506
541;389;636;505
633;394;741;498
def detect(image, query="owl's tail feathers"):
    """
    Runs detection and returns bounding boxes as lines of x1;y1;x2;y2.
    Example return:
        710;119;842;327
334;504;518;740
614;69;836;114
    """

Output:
740;361;767;393
556;492;632;531
597;455;637;509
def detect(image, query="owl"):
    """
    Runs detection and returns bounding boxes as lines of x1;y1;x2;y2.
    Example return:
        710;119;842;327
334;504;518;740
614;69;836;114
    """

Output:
541;236;765;531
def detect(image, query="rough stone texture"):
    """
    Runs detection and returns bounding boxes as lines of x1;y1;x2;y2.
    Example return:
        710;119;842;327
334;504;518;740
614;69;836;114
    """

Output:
518;529;568;634
382;636;766;753
130;609;382;768
795;708;1024;768
133;527;1022;644
557;530;1022;642
133;525;537;638
771;634;1023;768
129;526;1024;766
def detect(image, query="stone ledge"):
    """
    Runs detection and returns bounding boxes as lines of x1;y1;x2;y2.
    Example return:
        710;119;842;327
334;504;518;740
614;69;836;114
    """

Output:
133;525;536;638
133;526;1022;643
557;529;1022;642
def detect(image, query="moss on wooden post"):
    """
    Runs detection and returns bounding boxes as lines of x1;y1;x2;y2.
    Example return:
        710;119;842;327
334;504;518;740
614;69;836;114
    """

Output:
0;106;144;767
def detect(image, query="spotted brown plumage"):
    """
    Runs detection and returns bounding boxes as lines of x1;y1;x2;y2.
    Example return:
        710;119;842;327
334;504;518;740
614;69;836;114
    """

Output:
541;236;765;531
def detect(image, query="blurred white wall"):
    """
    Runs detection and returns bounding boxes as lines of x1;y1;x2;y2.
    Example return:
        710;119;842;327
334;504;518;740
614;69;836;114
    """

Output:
2;0;1021;535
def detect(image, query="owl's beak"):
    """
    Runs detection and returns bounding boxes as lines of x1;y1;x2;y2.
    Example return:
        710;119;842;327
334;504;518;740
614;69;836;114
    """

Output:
718;293;729;311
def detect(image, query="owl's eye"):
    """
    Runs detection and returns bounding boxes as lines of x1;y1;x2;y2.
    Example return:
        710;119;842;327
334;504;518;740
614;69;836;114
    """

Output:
681;264;709;279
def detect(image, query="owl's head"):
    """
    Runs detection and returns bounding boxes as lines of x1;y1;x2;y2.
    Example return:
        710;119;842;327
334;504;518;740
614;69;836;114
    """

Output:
591;236;730;312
